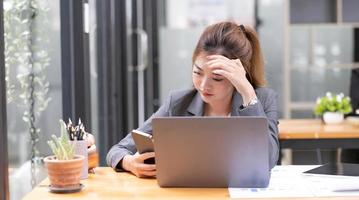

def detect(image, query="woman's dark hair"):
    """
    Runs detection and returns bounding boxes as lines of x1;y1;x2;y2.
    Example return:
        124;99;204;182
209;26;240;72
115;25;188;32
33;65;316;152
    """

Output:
192;21;266;88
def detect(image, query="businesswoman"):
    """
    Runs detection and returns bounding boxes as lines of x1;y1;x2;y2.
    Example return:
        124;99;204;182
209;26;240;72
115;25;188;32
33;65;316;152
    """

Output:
107;21;279;178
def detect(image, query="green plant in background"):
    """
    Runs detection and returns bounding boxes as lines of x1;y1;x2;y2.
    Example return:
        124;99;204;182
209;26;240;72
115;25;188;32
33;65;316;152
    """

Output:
4;0;51;187
47;120;75;160
314;92;352;116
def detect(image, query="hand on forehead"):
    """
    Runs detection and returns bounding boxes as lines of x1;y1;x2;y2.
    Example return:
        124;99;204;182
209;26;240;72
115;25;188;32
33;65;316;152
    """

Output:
194;54;227;71
194;54;241;76
193;61;221;77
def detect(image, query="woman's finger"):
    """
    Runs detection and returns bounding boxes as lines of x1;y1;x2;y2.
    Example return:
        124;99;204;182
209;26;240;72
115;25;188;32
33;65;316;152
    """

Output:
209;60;246;78
206;54;229;61
235;58;243;66
207;58;233;68
137;163;156;171
138;152;155;162
207;56;244;69
206;57;232;65
212;69;231;80
207;61;236;72
139;170;157;177
207;55;244;69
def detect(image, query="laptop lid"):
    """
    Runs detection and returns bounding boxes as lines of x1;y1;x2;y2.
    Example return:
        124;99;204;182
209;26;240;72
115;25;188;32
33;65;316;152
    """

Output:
153;116;269;188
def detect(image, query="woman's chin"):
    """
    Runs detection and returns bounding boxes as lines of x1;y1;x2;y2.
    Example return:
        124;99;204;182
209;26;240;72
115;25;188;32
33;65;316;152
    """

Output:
200;94;214;103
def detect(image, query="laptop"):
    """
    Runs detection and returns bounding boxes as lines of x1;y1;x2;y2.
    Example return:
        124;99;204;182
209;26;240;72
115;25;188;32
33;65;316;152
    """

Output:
152;116;270;188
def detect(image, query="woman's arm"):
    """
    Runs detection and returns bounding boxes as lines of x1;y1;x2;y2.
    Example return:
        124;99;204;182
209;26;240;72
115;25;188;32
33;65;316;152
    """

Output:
106;93;171;172
237;88;279;169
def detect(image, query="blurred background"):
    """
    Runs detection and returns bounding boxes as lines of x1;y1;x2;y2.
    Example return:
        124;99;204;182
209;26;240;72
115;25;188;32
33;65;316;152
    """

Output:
1;0;359;199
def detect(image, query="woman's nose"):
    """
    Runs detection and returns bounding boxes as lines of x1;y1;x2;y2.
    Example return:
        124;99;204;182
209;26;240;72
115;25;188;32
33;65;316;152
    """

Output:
200;77;211;90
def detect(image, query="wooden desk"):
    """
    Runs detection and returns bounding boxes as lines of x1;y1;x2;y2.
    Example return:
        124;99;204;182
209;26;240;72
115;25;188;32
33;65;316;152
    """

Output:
279;119;359;139
278;119;359;149
24;167;359;200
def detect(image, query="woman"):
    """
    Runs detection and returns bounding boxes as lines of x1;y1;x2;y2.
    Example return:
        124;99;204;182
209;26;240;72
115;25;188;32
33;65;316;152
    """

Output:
107;21;279;178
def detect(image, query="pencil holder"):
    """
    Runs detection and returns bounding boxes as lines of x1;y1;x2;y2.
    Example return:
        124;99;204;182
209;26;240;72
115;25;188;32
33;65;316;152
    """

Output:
71;140;88;179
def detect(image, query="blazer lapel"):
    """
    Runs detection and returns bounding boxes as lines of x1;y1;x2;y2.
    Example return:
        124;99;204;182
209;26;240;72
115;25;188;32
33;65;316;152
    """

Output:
231;91;243;116
187;91;204;116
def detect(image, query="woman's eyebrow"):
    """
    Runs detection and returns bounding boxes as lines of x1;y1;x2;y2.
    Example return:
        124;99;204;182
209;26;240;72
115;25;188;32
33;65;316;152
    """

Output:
193;63;203;71
212;72;223;77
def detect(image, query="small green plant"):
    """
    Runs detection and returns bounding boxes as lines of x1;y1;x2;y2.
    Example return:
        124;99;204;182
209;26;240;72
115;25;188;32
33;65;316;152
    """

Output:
47;120;75;160
314;92;352;116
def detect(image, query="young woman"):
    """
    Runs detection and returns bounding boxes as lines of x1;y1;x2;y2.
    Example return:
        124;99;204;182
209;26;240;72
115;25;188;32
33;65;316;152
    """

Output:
107;21;279;178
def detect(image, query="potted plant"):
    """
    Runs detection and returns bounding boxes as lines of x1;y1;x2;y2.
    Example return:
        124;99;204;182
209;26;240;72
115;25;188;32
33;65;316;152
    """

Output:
314;92;352;124
44;120;84;193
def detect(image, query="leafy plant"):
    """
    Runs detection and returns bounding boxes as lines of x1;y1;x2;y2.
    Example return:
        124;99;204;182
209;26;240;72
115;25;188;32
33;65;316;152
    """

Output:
314;92;352;116
47;120;75;160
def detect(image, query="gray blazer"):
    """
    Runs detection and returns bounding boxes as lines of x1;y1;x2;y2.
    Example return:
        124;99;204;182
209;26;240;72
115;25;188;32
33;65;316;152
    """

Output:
107;88;279;170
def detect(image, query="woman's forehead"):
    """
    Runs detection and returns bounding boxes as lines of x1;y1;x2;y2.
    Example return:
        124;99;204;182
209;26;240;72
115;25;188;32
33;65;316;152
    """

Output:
194;56;208;65
193;53;211;67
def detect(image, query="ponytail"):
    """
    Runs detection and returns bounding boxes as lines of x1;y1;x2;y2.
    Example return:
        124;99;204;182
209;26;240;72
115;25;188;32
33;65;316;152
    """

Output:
242;25;266;88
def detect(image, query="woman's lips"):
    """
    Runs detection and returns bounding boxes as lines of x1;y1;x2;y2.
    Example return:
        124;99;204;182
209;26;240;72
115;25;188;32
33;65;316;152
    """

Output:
202;92;214;97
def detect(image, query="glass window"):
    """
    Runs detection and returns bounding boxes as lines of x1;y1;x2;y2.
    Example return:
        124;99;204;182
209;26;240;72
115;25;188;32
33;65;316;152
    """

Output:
4;0;62;199
257;0;285;117
314;27;353;64
289;26;353;115
290;27;309;66
291;68;351;102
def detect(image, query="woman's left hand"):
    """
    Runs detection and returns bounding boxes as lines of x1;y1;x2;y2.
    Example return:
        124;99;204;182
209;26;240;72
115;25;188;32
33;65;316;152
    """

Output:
206;55;256;104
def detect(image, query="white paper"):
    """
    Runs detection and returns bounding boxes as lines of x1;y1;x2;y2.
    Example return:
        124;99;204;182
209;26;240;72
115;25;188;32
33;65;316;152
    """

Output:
229;165;359;198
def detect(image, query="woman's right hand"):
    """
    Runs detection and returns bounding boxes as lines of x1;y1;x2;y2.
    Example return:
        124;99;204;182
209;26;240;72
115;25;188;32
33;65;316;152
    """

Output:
122;152;156;178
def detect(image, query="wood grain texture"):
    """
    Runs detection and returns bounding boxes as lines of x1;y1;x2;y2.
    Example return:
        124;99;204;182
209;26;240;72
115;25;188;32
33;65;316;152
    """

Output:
279;119;359;139
24;167;359;200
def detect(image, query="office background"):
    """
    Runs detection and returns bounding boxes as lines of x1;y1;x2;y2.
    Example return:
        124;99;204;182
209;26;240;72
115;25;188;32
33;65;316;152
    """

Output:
1;0;358;199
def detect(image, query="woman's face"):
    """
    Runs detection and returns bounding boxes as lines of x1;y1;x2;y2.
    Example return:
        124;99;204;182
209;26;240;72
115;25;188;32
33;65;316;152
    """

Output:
192;53;234;104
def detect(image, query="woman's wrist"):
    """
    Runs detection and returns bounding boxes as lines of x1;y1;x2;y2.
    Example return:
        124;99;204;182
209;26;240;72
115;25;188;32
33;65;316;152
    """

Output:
236;83;256;106
242;93;257;106
122;155;132;171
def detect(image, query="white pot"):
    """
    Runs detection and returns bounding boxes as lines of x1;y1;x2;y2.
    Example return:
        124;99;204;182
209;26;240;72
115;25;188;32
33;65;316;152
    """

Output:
323;112;344;124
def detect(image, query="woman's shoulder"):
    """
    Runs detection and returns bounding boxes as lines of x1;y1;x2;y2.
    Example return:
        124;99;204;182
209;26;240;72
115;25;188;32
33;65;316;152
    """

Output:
163;88;198;115
255;87;277;96
167;88;197;104
254;87;278;102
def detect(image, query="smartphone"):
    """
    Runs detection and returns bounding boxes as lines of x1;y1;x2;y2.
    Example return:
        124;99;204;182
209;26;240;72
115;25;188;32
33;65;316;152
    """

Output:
131;129;155;164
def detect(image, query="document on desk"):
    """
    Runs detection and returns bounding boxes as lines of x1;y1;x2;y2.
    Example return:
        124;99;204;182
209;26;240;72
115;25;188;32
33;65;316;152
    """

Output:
228;165;359;198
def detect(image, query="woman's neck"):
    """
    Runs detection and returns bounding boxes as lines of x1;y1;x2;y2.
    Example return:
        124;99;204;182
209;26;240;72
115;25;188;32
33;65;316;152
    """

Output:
204;99;232;116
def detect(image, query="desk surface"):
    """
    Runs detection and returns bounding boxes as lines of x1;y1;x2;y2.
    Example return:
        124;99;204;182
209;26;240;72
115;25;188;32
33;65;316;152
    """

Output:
24;167;359;200
279;119;359;139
